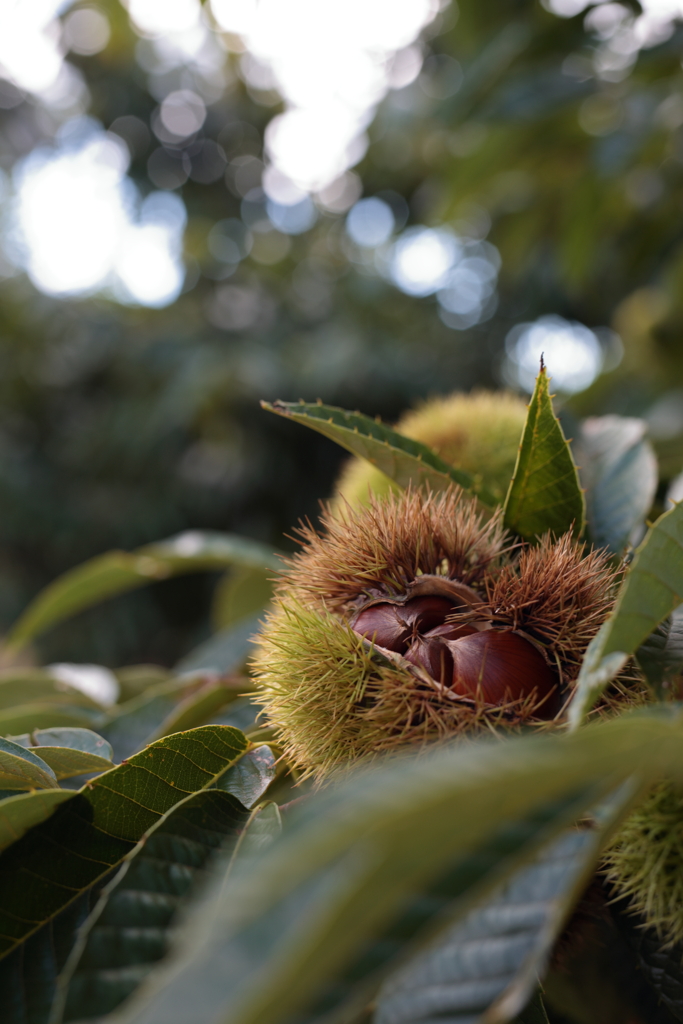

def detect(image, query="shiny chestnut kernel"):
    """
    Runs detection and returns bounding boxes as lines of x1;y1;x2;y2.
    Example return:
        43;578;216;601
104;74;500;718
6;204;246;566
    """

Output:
353;592;558;717
351;596;456;654
447;630;557;710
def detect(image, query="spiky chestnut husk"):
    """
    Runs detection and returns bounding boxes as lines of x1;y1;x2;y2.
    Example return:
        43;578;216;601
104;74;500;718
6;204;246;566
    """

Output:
253;487;622;778
333;391;528;509
603;782;683;948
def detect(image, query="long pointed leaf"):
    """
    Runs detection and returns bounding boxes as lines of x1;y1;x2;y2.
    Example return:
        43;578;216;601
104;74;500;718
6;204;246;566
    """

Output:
569;500;683;728
6;532;284;652
262;401;495;504
109;710;683;1024
374;787;635;1024
504;368;584;541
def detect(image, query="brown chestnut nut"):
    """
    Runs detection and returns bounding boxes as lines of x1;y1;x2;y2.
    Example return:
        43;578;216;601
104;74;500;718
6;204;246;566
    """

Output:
352;596;456;653
446;631;558;713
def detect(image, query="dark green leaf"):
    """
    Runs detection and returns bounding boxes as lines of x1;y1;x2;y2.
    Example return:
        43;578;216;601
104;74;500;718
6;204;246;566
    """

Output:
6;532;284;652
110;710;683;1024
503;367;585;541
148;679;255;742
0;725;248;966
48;747;276;1024
578;416;657;554
262;401;494;504
569;500;683;727
0;790;75;853
374;786;632;1024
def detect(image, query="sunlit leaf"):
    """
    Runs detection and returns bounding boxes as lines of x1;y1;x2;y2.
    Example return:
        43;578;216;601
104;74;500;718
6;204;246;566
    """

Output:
262;401;495;504
5;532;284;652
569;501;683;728
504;367;585;541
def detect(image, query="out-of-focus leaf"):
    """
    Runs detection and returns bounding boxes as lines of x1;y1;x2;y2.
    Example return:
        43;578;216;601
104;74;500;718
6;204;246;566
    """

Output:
262;401;495;504
0;704;103;736
48;746;276;1024
374;786;633;1024
569;501;683;728
115;666;172;704
8;728;114;780
667;471;683;510
0;736;57;790
577;416;658;554
109;710;683;1024
0;725;248;969
98;680;193;762
5;531;284;652
635;605;683;700
0;670;106;711
148;678;255;741
174;614;262;676
612;898;683;1023
504;367;585;542
0;789;74;853
212;567;274;631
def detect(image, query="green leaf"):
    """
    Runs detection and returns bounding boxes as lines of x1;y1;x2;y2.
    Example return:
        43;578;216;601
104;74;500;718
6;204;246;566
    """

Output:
569;500;683;728
17;728;115;781
0;704;103;736
0;725;248;966
174;614;262;676
374;787;633;1024
109;709;683;1024
262;401;495;504
0;736;57;790
46;747;276;1024
5;531;284;652
635;606;683;700
212;744;276;808
0;670;106;711
149;678;255;742
212;567;274;631
577;416;657;554
503;367;585;541
0;790;75;853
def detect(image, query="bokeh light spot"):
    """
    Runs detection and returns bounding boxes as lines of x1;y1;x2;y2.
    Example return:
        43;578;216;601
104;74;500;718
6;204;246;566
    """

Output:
346;197;394;248
505;315;604;393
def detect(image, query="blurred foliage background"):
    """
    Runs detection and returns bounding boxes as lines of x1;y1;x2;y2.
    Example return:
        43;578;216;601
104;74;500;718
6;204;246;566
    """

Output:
1;0;683;667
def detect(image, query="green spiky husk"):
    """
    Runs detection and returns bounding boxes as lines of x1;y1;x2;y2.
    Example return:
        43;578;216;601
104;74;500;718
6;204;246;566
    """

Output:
253;601;545;778
253;487;627;777
603;782;683;947
333;390;528;509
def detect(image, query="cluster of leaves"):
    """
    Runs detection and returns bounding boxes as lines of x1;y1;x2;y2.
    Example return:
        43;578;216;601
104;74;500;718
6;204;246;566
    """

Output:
0;372;682;1023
